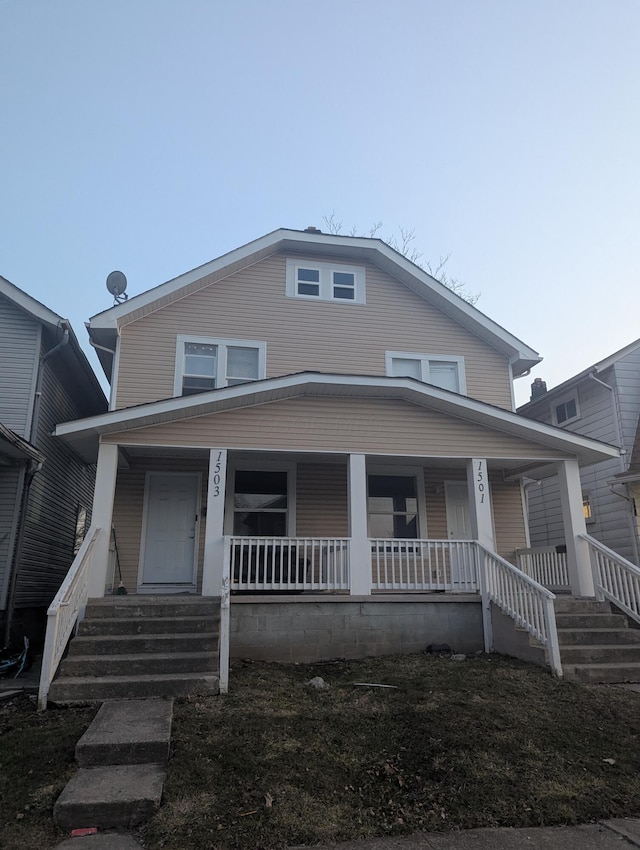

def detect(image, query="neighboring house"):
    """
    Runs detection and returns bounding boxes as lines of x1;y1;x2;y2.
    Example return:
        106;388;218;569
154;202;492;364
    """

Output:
0;277;107;647
42;228;623;703
518;339;640;565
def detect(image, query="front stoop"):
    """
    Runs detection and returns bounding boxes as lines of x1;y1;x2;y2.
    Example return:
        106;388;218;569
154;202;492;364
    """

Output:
54;698;173;832
48;595;220;704
555;597;640;683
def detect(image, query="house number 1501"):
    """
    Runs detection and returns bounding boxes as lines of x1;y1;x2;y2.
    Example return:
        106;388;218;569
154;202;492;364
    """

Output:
476;460;485;503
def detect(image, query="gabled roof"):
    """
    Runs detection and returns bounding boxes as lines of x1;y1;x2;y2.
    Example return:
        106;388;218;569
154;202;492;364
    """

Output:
88;228;542;381
0;276;107;415
519;337;640;415
55;372;618;469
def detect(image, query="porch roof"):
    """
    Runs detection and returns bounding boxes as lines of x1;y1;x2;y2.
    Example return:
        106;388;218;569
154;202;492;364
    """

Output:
54;372;620;469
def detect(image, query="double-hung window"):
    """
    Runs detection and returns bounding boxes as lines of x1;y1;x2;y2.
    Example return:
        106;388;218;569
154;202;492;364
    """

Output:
553;395;579;426
175;335;266;396
286;259;365;304
386;351;466;394
368;474;420;539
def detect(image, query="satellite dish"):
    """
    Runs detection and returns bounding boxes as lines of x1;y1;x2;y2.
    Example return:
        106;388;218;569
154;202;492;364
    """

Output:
106;271;128;304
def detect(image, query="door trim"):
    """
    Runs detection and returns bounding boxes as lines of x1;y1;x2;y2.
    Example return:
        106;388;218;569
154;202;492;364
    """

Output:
137;470;201;593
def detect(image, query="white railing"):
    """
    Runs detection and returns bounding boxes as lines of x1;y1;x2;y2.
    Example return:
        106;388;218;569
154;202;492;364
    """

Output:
582;533;640;625
371;539;478;592
479;545;562;676
229;536;350;592
516;546;569;589
38;526;102;710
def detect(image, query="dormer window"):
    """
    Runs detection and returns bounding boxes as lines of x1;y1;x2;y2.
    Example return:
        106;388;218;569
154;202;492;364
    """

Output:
175;335;266;396
553;395;579;426
386;351;466;394
286;259;365;304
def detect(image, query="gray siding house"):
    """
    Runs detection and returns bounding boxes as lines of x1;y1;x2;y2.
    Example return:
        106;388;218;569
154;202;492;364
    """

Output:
0;277;107;647
518;339;640;565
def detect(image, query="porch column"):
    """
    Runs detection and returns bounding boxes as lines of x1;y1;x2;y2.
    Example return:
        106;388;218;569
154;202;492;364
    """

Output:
557;458;594;597
348;453;371;595
467;458;495;550
89;441;119;597
202;449;228;596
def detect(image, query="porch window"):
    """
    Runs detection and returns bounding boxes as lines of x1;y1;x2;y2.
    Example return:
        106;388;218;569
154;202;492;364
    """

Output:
233;470;288;536
368;474;419;538
175;335;266;396
385;351;466;394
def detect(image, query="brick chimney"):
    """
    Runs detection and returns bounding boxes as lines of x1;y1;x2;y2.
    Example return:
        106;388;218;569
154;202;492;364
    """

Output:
530;377;547;400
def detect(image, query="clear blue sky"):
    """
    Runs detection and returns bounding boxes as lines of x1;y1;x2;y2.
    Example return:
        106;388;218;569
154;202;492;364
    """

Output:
2;0;639;406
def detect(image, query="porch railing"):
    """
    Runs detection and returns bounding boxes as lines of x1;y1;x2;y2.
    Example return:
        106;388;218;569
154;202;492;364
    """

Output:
516;546;569;589
582;533;640;626
38;525;102;710
371;539;478;592
479;545;562;676
229;536;350;592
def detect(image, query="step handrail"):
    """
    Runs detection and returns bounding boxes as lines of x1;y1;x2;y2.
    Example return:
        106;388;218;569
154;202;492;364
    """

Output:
38;525;102;710
477;543;562;676
580;533;640;625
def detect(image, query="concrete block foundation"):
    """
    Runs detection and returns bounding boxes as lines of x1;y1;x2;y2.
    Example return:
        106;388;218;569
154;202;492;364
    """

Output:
230;594;483;662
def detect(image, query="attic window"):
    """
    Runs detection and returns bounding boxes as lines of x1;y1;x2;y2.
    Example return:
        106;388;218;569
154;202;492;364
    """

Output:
286;259;365;304
554;396;579;426
175;335;266;396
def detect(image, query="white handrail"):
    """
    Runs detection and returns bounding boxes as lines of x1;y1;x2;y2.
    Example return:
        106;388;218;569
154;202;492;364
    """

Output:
37;526;102;710
371;538;478;592
516;546;569;589
581;533;640;624
478;544;562;677
219;536;231;694
229;537;350;592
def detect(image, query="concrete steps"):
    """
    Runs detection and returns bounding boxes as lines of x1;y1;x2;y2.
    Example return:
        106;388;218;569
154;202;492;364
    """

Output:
54;698;172;832
556;597;640;683
49;595;220;704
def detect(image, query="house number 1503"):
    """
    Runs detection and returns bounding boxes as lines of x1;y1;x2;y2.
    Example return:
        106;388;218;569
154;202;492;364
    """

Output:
212;451;223;497
476;460;485;503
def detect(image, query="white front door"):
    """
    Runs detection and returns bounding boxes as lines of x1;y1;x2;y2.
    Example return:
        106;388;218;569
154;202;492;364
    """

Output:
140;472;200;590
445;482;471;588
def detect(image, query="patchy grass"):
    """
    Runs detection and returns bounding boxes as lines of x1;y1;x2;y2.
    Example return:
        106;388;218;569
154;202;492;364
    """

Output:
3;655;640;850
0;694;95;850
142;654;640;849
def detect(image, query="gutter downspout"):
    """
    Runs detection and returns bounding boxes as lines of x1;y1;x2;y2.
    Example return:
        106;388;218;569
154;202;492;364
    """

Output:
2;322;70;646
587;371;639;564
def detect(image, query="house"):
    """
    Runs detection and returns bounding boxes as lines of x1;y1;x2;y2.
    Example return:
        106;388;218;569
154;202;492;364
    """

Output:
40;228;628;705
0;277;107;648
518;339;640;566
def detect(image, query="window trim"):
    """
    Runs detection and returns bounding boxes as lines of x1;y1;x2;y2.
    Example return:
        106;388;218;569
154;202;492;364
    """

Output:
285;258;366;305
174;335;266;397
385;351;467;394
552;394;580;426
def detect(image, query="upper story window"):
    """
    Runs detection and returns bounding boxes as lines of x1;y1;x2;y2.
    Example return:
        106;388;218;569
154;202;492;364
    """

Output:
285;258;365;304
175;335;266;396
386;351;466;394
553;395;579;426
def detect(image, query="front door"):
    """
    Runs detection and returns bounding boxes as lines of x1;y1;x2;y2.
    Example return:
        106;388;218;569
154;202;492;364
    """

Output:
445;482;472;588
140;472;199;590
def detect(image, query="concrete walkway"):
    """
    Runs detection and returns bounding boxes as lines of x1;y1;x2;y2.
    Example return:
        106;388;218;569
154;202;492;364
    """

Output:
293;819;640;849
